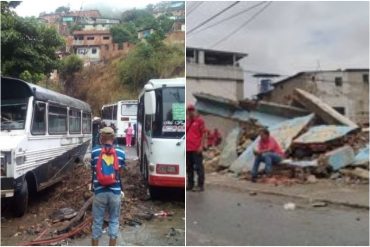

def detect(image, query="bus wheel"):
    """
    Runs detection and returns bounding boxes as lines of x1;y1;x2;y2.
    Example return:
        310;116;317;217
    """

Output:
149;186;161;200
12;180;29;217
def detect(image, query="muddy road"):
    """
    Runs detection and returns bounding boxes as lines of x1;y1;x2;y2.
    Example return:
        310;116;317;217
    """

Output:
1;146;185;246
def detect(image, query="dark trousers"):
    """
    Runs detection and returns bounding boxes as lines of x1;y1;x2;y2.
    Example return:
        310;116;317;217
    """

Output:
186;151;204;188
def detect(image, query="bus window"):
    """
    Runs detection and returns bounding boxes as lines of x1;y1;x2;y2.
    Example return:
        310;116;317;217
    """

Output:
82;112;91;133
48;105;68;134
121;104;137;116
152;87;185;138
113;104;117;120
1;98;28;130
102;106;113;120
69;109;81;134
31;101;46;135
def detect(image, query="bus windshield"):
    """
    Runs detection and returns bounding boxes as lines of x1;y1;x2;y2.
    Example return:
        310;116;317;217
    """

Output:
121;104;137;116
153;87;185;139
1;99;28;130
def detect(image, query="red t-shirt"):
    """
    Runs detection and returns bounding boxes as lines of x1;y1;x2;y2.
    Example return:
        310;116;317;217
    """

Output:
186;116;205;151
258;136;284;157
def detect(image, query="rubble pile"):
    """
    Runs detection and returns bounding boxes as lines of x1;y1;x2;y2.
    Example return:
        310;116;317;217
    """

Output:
203;88;369;185
9;160;154;245
237;122;263;156
203;147;221;173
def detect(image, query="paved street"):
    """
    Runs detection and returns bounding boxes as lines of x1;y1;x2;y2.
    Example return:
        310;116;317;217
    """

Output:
186;186;369;246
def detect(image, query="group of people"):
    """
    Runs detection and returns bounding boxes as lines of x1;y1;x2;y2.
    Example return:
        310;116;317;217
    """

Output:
90;105;284;245
206;128;222;148
92;118;134;147
186;104;284;192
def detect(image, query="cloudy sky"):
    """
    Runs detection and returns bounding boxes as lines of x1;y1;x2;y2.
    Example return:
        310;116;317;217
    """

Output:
186;1;369;97
15;0;162;17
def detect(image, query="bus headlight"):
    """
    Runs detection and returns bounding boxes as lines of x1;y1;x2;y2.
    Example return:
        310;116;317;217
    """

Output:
16;155;26;165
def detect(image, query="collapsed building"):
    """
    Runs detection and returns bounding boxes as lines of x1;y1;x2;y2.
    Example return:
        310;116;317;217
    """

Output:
195;88;369;183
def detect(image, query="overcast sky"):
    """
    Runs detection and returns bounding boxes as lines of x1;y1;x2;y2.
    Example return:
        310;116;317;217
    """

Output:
15;0;163;17
186;1;369;97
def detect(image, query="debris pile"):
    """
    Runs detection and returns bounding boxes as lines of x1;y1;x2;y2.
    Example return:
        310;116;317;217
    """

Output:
4;160;157;246
203;147;221;172
237;121;262;155
202;88;369;185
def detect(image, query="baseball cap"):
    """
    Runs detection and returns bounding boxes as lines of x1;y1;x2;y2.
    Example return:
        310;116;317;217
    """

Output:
187;104;195;111
100;127;115;135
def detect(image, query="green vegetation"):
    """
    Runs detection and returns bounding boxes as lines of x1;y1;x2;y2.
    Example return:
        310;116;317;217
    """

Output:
111;8;175;44
110;23;138;44
1;1;64;83
117;34;184;91
55;6;70;14
59;54;84;95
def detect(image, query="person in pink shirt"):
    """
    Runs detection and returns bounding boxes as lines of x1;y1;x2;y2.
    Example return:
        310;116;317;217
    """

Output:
125;122;133;147
251;128;284;182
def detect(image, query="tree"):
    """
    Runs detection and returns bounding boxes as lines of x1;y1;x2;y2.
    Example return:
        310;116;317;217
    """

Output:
1;3;64;82
55;6;70;14
59;55;83;80
157;14;175;34
121;9;158;31
59;55;83;95
117;39;184;90
110;23;138;44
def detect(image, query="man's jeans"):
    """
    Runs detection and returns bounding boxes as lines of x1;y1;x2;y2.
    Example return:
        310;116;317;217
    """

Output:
252;152;282;178
92;191;121;240
186;151;205;188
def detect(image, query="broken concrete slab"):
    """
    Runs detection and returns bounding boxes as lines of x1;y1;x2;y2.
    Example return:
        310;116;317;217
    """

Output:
293;125;358;144
321;145;355;171
229;114;314;174
280;159;318;167
219;127;240;169
340;167;369;180
293;88;358;128
353;144;369;166
194;92;311;127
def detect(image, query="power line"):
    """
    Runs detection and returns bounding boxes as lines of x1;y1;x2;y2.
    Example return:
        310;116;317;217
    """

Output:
210;1;272;48
186;2;203;17
187;1;241;35
188;1;267;37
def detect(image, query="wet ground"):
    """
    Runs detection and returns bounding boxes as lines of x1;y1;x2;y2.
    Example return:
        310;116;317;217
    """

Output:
187;186;369;246
1;145;185;246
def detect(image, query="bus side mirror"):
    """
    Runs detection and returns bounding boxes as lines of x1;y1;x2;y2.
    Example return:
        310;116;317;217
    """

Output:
144;84;156;115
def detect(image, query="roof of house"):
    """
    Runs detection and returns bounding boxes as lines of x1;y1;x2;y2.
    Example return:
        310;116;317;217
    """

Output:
73;30;111;35
66;10;101;18
186;46;248;57
257;68;370;98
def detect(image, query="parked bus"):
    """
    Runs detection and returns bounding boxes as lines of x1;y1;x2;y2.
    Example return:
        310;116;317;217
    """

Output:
0;76;92;216
137;78;185;198
101;100;138;143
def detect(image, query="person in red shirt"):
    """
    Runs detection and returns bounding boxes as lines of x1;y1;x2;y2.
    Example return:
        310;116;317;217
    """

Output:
206;129;214;148
212;128;222;147
186;104;207;191
251;128;284;182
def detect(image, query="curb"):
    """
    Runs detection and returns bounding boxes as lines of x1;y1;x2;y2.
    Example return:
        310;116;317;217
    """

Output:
205;181;369;210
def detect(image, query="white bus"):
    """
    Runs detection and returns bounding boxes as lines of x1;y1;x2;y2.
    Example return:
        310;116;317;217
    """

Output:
101;100;138;143
137;78;185;198
1;76;92;216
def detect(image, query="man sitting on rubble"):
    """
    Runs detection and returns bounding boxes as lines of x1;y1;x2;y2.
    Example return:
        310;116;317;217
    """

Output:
91;127;125;246
251;128;284;183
